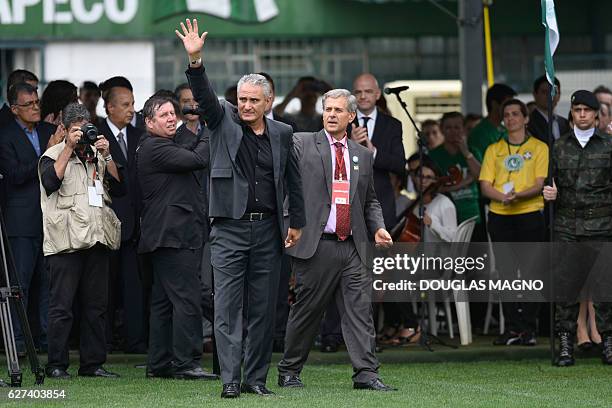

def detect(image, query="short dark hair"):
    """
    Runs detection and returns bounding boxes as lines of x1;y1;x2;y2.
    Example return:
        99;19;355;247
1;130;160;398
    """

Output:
440;111;464;128
152;89;179;116
142;95;175;121
6;69;38;98
62;102;90;129
407;153;441;178
8;82;37;106
174;83;191;100
533;75;561;94
421;119;439;129
501;98;528;117
41;80;78;120
485;83;517;112
594;85;612;96
80;81;100;95
464;113;482;124
257;72;275;93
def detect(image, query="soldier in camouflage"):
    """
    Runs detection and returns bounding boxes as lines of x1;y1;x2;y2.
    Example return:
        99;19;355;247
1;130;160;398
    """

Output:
544;89;612;367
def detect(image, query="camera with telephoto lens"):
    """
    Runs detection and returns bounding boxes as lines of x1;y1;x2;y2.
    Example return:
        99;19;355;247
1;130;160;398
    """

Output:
78;123;99;145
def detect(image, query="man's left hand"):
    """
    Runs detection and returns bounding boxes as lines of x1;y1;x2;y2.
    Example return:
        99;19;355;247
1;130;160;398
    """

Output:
94;135;111;158
351;124;375;151
374;228;393;248
285;228;302;248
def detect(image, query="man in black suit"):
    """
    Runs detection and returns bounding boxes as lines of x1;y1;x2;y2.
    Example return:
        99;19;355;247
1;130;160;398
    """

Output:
351;73;405;230
98;84;146;353
0;82;54;355
528;75;570;143
137;95;215;380
277;89;395;391
178;19;305;398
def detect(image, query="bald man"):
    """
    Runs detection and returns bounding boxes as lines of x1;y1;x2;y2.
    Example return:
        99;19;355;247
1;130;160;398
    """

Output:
351;73;406;230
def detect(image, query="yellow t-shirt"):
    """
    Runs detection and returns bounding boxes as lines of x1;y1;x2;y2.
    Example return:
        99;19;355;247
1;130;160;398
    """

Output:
479;136;549;215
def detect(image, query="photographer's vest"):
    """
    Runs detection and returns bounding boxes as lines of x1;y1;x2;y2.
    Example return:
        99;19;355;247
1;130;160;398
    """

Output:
39;142;121;256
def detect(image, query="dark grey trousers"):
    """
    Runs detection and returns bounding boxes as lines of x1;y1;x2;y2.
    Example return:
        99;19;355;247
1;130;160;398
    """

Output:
278;239;380;383
210;217;282;385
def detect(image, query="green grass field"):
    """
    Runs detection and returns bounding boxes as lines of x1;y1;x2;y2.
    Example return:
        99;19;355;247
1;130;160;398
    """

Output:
2;336;612;407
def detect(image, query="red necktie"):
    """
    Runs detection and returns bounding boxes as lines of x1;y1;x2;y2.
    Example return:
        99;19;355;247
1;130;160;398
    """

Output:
334;142;350;241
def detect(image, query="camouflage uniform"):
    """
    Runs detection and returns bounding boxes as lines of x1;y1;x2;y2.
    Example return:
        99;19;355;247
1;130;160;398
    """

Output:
553;128;612;334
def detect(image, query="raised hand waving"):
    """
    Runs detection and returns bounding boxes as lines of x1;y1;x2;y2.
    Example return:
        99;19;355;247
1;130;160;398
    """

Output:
175;18;208;60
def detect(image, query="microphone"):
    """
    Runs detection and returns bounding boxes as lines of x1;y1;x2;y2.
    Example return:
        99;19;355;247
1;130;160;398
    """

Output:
383;85;409;95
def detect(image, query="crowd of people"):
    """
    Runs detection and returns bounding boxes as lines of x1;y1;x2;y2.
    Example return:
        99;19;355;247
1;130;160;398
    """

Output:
1;17;612;397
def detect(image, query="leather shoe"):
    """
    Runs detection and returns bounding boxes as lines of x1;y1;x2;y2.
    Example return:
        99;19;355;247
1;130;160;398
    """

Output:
78;367;120;378
353;378;397;391
221;383;240;398
241;384;274;395
173;367;218;380
278;375;304;388
46;368;71;379
146;368;174;379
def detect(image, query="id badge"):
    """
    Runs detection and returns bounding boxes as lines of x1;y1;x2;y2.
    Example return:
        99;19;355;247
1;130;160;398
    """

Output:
332;180;350;205
502;181;514;194
88;186;103;207
94;179;104;195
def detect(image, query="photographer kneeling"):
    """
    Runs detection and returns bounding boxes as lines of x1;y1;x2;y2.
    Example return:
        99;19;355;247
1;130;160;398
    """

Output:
39;102;123;379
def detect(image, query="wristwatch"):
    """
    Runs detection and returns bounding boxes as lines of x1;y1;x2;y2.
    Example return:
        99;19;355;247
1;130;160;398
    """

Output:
104;155;113;162
190;57;202;66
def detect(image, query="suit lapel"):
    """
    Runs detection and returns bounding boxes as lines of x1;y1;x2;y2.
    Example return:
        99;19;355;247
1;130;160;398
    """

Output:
314;130;332;198
11;120;38;158
347;139;359;204
371;113;385;146
267;118;281;183
126;125;139;166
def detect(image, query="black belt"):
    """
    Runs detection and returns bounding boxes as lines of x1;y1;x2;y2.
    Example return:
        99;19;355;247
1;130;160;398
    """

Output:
558;207;612;219
239;212;274;221
320;233;352;241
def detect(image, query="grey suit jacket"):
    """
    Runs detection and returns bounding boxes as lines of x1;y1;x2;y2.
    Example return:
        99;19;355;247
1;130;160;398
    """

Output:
287;130;385;262
186;65;306;238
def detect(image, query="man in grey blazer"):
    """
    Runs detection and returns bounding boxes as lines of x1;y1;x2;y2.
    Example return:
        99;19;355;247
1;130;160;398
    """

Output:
277;89;396;391
177;19;305;398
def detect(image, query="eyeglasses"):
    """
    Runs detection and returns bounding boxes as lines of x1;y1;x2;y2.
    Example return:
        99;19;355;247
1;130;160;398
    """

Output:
12;99;40;109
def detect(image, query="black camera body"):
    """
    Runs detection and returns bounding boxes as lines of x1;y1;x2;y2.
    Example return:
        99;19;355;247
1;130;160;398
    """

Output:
78;123;98;146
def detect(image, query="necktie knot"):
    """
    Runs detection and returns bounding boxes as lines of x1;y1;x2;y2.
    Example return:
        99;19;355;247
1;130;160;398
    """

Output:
334;141;344;151
362;116;371;127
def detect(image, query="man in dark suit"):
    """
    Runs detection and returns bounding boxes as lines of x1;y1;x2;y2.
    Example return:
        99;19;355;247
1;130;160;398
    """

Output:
98;84;146;353
277;89;395;392
178;19;305;398
528;75;570;143
351;73;405;230
0;82;54;354
137;94;215;380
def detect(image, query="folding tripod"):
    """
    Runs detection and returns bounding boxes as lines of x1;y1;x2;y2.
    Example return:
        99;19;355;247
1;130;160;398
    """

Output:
0;200;45;386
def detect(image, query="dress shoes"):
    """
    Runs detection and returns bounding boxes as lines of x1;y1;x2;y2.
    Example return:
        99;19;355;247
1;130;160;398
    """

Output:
241;384;274;395
221;383;240;398
146;367;174;379
353;378;397;391
46;368;71;379
173;367;218;380
278;375;304;388
78;367;120;378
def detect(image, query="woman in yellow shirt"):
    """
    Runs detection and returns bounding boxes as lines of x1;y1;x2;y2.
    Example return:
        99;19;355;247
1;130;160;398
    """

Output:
479;99;548;346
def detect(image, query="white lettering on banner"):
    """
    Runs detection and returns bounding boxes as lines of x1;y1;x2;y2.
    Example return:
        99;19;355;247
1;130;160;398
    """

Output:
0;0;138;24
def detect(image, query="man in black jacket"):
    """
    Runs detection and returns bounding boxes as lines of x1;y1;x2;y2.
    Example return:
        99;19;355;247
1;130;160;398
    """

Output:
0;82;54;355
136;95;215;380
528;75;570;143
178;19;305;398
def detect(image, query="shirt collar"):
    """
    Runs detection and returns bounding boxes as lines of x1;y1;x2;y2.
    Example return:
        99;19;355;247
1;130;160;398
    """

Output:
265;111;274;120
15;117;36;133
324;130;348;147
357;107;377;123
106;117;127;137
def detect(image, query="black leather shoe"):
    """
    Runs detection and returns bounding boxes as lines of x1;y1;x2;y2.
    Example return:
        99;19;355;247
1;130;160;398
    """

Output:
555;332;575;367
241;384;274;395
353;378;397;391
46;368;71;379
221;383;240;398
78;367;120;378
173;367;218;380
278;375;304;388
146;368;174;379
601;334;612;365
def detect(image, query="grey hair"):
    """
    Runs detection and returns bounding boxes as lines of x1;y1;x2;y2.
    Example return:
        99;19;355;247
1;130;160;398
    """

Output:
62;102;90;129
237;74;272;98
322;89;357;113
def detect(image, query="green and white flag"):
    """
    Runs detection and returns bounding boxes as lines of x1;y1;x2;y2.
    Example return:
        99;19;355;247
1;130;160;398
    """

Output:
159;0;279;23
541;0;559;95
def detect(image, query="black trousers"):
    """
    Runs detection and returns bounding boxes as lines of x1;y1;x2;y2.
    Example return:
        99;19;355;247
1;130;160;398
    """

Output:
147;247;203;373
273;254;291;343
108;241;147;353
46;244;109;373
211;217;281;386
488;210;545;333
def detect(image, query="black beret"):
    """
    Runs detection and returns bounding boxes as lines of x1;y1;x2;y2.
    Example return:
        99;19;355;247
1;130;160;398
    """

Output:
571;90;600;110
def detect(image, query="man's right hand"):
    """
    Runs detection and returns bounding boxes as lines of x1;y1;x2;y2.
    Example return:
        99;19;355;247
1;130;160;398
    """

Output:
543;179;557;201
65;126;82;149
175;18;208;62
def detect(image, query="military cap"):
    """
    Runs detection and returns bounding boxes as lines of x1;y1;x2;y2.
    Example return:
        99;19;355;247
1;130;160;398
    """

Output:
571;90;600;110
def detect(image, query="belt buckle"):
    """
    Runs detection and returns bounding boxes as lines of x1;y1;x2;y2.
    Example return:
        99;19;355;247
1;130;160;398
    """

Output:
249;213;261;221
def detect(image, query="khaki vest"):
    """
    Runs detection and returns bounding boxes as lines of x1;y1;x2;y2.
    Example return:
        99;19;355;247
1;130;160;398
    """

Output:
39;142;121;256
